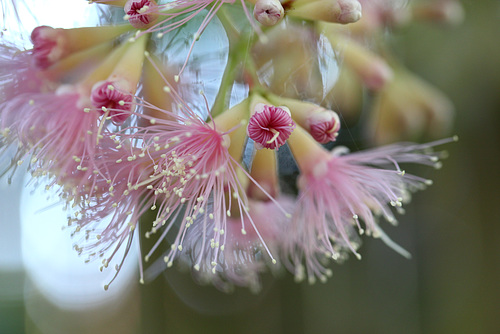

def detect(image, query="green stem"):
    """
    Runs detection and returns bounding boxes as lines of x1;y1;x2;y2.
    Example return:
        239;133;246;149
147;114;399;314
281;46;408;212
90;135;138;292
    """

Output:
211;52;240;118
211;7;242;118
212;7;267;116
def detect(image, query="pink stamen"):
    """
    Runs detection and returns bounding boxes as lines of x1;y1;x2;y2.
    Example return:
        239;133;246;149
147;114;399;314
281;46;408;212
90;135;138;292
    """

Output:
247;103;296;150
307;110;341;144
90;80;134;125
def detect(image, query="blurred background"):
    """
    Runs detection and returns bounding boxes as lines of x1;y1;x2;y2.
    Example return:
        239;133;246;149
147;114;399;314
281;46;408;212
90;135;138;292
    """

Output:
1;0;499;333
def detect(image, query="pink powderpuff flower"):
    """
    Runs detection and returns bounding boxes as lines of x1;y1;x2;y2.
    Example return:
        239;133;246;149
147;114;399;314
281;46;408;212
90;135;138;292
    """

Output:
171;144;294;291
0;45;46;100
247;103;296;150
1;37;141;181
133;103;274;269
0;87;102;183
133;83;292;279
286;125;457;282
0;45;88;179
175;196;295;292
64;137;153;290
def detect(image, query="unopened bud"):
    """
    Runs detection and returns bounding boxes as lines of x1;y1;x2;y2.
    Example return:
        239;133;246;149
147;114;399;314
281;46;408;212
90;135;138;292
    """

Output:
288;0;362;25
253;0;284;27
124;0;159;29
247;103;295;150
307;110;341;144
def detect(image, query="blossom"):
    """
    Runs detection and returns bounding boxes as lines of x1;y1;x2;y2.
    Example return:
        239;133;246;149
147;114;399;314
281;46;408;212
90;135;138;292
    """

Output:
173;141;294;291
0;0;460;293
1;88;101;182
76;88;286;288
1;28;143;190
285;124;457;282
176;196;294;292
134;100;262;270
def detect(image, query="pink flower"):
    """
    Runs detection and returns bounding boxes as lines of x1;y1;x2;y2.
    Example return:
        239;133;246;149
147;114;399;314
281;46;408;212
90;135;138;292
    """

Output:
0;45;46;99
175;196;294;292
66;138;151;289
76;90;286;288
168;143;294;291
1;87;102;182
286;125;457;282
247;103;296;150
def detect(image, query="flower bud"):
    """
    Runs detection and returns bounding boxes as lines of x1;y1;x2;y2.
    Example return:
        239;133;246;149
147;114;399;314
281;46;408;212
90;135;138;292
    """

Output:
124;0;159;29
265;95;340;144
411;0;464;25
90;79;134;124
288;0;362;24
307;110;341;144
30;25;132;69
322;27;393;90
253;0;284;26
367;69;454;145
247;103;295;150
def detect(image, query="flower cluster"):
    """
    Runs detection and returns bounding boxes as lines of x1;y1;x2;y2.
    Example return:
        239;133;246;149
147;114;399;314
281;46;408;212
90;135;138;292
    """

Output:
0;0;460;291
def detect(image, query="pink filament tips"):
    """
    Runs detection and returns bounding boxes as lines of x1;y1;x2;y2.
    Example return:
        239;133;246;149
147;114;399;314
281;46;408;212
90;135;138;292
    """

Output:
307;110;341;144
247;103;296;150
90;80;134;124
31;26;64;69
253;0;284;27
124;0;159;29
